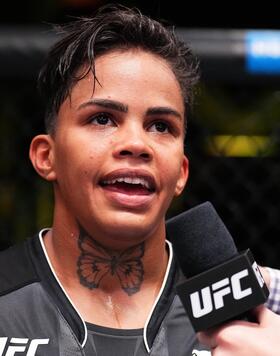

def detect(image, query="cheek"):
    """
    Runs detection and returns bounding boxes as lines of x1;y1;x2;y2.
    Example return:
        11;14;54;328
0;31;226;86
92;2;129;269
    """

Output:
160;155;184;188
54;138;89;183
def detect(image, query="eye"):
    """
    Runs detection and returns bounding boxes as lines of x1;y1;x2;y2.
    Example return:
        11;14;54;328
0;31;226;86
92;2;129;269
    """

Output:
89;113;115;126
149;121;170;133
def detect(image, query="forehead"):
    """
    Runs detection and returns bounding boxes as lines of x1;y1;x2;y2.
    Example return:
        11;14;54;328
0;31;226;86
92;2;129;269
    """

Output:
66;49;184;112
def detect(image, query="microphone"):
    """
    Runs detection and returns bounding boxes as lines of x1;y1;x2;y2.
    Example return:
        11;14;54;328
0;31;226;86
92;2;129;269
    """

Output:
166;201;269;332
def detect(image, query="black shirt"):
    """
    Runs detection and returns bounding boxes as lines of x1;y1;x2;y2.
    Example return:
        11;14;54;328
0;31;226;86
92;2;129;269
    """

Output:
86;323;144;355
0;233;208;355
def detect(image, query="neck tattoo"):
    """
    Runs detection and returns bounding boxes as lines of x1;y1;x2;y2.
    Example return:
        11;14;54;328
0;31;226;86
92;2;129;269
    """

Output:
77;228;145;296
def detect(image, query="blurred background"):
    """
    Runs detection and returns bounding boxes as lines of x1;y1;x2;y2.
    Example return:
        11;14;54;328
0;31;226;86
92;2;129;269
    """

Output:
0;0;280;268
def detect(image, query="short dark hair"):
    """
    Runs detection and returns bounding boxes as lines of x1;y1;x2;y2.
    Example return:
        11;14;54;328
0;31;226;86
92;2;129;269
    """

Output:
38;3;200;134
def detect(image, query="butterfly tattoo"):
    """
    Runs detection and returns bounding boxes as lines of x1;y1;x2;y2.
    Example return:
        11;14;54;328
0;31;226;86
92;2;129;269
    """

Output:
77;229;145;296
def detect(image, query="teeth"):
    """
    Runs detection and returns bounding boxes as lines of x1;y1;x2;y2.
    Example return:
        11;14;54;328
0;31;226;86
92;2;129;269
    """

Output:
103;177;151;189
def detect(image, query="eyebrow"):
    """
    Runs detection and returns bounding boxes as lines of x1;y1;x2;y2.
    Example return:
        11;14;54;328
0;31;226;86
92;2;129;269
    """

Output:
78;99;182;121
78;99;128;113
146;107;182;121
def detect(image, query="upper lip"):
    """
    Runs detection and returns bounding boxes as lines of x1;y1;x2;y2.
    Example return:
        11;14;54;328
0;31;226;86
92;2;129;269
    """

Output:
99;168;157;192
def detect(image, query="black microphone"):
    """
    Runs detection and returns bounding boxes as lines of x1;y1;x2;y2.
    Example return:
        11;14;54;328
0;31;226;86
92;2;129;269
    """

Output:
166;201;269;332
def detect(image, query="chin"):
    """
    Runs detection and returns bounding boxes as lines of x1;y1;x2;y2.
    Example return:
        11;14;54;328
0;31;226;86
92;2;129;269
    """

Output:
100;212;162;242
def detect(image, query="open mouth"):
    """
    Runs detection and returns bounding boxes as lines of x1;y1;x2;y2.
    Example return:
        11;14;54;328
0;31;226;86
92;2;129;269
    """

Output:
99;171;156;196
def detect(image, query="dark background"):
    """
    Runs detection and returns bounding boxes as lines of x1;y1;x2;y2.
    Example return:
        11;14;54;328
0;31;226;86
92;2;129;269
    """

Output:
1;1;280;29
0;0;280;268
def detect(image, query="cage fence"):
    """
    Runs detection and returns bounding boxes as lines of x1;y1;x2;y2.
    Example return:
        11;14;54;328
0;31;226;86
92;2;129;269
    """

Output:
0;28;280;269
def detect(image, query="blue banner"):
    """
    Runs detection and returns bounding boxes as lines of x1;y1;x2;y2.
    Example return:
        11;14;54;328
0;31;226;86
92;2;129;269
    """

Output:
246;31;280;74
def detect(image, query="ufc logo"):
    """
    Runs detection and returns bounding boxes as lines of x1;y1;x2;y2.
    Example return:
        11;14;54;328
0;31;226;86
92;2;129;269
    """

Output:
0;338;49;356
190;269;252;318
252;262;265;287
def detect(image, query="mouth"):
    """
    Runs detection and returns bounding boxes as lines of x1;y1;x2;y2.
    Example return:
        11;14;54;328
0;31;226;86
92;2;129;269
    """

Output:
99;169;156;196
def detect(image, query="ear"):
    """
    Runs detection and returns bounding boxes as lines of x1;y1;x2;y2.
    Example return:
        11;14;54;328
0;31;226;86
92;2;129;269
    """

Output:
29;134;57;181
174;155;189;196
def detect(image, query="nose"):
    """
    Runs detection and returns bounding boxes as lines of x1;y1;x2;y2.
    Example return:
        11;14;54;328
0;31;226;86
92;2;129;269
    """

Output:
112;126;153;162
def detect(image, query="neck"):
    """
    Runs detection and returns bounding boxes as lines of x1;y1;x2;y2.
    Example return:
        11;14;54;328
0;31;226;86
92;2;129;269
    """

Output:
42;219;170;328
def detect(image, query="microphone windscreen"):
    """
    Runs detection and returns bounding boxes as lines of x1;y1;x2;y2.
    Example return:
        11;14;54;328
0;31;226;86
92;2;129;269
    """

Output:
166;202;238;278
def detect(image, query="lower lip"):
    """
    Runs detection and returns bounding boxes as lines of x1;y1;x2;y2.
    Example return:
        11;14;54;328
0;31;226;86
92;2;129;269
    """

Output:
100;185;155;210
